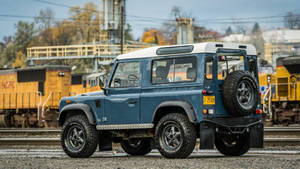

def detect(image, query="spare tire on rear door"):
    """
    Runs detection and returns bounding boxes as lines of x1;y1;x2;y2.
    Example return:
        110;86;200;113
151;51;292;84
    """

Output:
222;70;259;117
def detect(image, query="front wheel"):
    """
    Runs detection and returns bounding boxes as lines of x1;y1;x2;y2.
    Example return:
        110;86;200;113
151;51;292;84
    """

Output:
121;138;152;156
61;114;98;158
155;113;196;158
215;132;250;156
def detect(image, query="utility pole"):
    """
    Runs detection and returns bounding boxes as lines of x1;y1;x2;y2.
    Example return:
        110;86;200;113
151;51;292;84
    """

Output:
120;5;124;54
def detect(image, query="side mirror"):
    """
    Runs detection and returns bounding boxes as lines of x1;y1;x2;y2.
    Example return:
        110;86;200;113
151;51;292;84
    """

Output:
99;79;105;88
99;76;107;94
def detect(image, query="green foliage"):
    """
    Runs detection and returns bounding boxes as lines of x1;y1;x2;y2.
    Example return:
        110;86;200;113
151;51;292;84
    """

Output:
0;2;132;72
14;21;35;53
0;43;17;67
125;24;134;41
252;22;261;35
225;26;233;35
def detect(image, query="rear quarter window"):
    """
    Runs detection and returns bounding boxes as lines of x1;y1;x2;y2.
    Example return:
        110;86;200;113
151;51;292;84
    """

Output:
151;56;197;84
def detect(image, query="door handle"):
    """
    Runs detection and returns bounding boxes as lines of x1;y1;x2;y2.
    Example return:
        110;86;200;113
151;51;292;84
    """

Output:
128;100;137;104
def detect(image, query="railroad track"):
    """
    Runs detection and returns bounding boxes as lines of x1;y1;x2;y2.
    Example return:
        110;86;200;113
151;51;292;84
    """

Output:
0;127;300;146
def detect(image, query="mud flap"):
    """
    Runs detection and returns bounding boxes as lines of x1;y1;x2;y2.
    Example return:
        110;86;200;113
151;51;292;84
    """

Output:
250;123;264;148
200;123;215;149
99;131;112;151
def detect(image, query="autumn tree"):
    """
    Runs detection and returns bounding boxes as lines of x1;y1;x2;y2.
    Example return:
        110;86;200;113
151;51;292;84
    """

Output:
159;6;184;45
35;8;54;30
69;2;100;43
12;51;26;68
51;21;75;45
34;8;55;45
142;29;166;45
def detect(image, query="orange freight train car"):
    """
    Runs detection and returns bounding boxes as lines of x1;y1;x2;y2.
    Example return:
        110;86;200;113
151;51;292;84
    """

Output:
0;65;72;127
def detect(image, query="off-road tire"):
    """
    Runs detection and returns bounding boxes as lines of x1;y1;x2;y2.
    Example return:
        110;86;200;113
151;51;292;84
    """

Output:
121;139;152;156
155;113;196;158
61;114;98;158
215;132;250;156
223;70;259;117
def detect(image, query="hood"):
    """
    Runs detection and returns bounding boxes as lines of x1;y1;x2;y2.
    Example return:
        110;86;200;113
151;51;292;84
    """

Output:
78;91;104;96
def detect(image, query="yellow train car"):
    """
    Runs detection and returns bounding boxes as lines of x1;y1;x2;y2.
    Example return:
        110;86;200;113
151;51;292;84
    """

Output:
261;56;300;125
0;65;72;127
71;72;105;95
71;73;87;94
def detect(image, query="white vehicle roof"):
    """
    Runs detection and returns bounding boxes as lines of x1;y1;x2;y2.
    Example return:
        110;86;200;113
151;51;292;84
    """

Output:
117;42;257;60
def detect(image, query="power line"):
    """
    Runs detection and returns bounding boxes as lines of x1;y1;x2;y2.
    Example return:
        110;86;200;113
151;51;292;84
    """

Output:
31;0;298;26
32;0;172;22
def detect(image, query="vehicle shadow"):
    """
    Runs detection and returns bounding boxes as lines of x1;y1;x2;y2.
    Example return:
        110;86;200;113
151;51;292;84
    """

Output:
90;152;256;159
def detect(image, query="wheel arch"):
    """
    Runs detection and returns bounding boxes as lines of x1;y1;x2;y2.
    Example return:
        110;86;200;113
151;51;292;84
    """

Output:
152;100;197;124
58;103;96;126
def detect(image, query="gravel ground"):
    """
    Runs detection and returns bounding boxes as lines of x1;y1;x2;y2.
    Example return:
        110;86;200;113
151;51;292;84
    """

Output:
0;148;300;169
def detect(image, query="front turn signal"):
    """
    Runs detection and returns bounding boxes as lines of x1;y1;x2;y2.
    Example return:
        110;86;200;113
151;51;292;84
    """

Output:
203;109;208;114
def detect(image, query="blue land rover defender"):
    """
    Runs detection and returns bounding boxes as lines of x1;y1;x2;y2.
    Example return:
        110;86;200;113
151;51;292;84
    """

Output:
58;42;264;158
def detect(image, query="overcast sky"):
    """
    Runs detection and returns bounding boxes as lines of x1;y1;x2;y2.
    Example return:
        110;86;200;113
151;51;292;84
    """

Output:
0;0;300;41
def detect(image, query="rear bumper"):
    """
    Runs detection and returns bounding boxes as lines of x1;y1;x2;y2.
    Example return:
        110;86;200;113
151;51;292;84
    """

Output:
199;117;264;149
201;117;261;129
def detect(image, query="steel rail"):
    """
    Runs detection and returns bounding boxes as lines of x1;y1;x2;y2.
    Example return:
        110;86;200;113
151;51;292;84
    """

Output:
0;127;300;134
0;137;300;146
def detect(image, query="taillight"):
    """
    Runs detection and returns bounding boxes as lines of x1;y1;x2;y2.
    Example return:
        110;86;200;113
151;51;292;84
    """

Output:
256;109;262;114
202;90;213;95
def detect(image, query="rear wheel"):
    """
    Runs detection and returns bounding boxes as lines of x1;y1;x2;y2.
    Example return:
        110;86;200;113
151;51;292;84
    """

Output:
215;132;250;156
61;114;98;158
121;138;152;156
155;113;196;158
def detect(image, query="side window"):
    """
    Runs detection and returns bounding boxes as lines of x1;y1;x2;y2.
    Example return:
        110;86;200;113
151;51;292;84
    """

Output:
110;62;140;88
205;56;213;79
152;56;197;84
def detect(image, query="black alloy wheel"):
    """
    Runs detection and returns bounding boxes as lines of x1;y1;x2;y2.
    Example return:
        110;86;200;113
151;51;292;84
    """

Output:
61;114;98;158
237;80;255;110
155;113;196;158
161;123;183;151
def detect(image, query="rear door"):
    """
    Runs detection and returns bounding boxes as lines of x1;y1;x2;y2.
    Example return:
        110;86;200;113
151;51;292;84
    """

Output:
203;49;248;117
214;49;247;116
